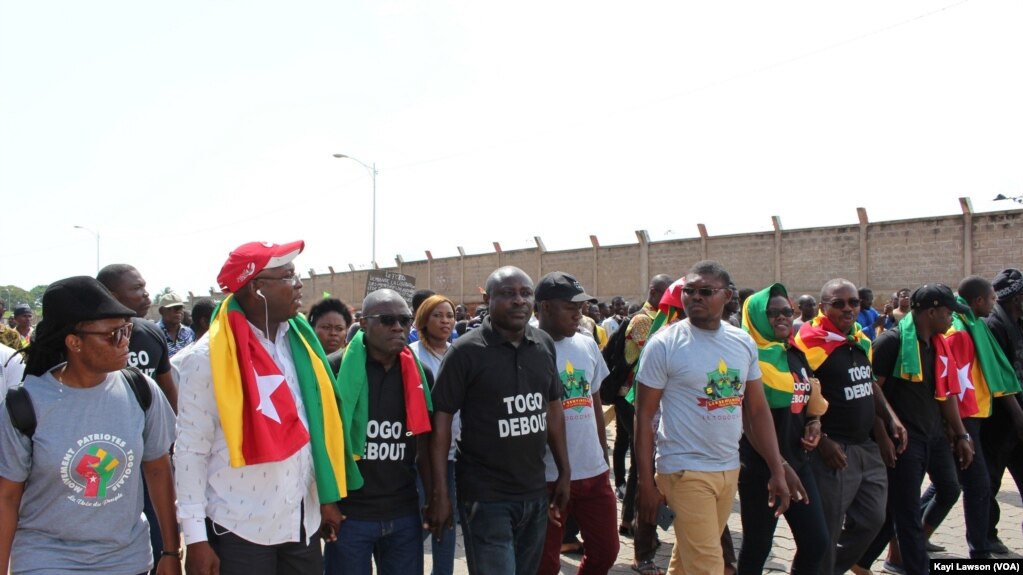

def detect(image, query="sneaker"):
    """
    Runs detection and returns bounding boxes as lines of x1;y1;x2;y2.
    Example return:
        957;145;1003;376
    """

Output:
882;560;907;575
989;537;1010;555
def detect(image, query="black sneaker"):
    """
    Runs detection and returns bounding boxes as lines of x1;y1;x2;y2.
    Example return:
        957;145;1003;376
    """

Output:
989;537;1010;554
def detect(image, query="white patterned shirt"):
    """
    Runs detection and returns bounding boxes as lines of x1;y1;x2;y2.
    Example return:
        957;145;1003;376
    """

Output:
173;322;319;546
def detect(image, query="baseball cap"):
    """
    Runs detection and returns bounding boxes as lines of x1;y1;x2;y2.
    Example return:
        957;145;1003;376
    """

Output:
535;272;597;303
910;283;970;314
158;292;186;309
217;240;305;293
13;304;32;316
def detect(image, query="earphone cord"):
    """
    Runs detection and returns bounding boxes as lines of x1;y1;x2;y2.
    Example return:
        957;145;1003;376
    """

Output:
256;290;271;340
262;294;270;340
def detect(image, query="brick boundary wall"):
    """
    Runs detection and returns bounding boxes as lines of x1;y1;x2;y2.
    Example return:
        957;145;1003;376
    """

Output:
190;200;1023;311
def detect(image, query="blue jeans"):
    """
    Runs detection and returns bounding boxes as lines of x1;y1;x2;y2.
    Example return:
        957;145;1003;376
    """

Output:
458;496;547;575
323;514;423;575
417;460;458;575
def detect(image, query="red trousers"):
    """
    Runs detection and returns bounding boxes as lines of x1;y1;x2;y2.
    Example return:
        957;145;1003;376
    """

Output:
538;470;620;575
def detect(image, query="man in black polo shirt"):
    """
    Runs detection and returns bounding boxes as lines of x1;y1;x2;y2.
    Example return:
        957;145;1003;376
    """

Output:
427;266;570;575
867;284;974;575
324;289;432;574
97;263;177;571
794;278;906;575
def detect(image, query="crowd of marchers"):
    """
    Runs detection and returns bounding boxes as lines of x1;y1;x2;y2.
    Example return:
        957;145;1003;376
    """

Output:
2;240;1022;575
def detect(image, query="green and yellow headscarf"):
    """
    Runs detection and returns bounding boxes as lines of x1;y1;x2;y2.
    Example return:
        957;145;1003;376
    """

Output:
741;283;797;409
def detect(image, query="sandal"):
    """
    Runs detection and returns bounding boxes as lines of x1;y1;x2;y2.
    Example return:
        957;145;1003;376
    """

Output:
560;539;584;555
631;559;664;575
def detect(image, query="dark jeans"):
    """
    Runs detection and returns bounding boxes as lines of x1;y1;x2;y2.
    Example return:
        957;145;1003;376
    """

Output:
922;418;991;557
206;519;322;575
459;496;548;575
738;460;828;575
870;435;931;575
920;432;962;530
418;460;458;575
613;396;634;488
323;514;423;575
620;404;659;564
982;409;1023;543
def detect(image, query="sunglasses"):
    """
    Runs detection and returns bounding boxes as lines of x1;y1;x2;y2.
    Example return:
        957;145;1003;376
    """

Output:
824;298;861;310
766;307;795;319
682;287;726;297
75;322;134;346
365;314;414;327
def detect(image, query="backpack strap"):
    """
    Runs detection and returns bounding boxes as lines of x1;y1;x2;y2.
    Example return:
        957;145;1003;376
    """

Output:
120;366;153;412
5;386;37;438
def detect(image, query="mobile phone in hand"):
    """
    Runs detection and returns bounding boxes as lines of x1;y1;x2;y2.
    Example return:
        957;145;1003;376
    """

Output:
656;504;676;530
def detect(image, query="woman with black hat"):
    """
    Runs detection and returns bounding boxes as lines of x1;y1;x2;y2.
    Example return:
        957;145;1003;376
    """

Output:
0;276;179;575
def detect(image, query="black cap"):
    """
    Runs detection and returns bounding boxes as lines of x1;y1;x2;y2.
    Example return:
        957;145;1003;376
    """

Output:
34;277;136;343
12;304;32;316
910;283;970;314
535;272;597;303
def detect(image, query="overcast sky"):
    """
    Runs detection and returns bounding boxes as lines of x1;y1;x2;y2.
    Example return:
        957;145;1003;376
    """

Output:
2;0;1020;297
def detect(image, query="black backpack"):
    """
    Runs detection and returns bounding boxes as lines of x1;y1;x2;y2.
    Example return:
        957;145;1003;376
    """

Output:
5;367;152;438
598;313;640;405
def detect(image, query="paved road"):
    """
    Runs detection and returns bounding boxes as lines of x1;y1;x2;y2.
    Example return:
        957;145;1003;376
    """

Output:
427;419;1023;574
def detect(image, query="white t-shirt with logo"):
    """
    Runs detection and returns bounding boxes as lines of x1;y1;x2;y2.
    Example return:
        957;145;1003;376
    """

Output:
636;319;761;474
543;333;611;482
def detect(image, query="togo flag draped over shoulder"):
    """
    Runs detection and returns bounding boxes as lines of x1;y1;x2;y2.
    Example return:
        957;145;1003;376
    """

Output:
209;295;361;502
946;296;1021;418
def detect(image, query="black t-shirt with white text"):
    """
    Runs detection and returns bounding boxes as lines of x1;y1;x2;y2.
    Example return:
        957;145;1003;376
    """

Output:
128;318;171;379
432;317;561;503
338;358;431;521
815;344;875;444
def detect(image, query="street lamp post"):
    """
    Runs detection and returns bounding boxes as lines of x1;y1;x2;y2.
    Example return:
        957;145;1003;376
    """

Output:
333;153;378;268
993;194;1023;205
74;225;100;273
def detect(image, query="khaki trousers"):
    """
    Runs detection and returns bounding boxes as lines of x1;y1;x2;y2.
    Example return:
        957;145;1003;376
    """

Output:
656;468;739;575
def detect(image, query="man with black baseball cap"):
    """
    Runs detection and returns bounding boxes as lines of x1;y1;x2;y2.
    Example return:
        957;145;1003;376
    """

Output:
533;272;618;575
863;283;974;574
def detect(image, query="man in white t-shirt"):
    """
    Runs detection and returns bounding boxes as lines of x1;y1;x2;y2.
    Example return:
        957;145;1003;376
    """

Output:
0;343;25;393
634;260;800;575
535;271;619;575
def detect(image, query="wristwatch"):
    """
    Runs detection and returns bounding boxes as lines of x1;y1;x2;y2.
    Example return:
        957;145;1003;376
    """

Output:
955;433;971;443
161;549;183;560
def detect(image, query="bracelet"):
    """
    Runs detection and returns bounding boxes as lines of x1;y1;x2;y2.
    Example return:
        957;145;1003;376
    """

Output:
161;549;183;559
